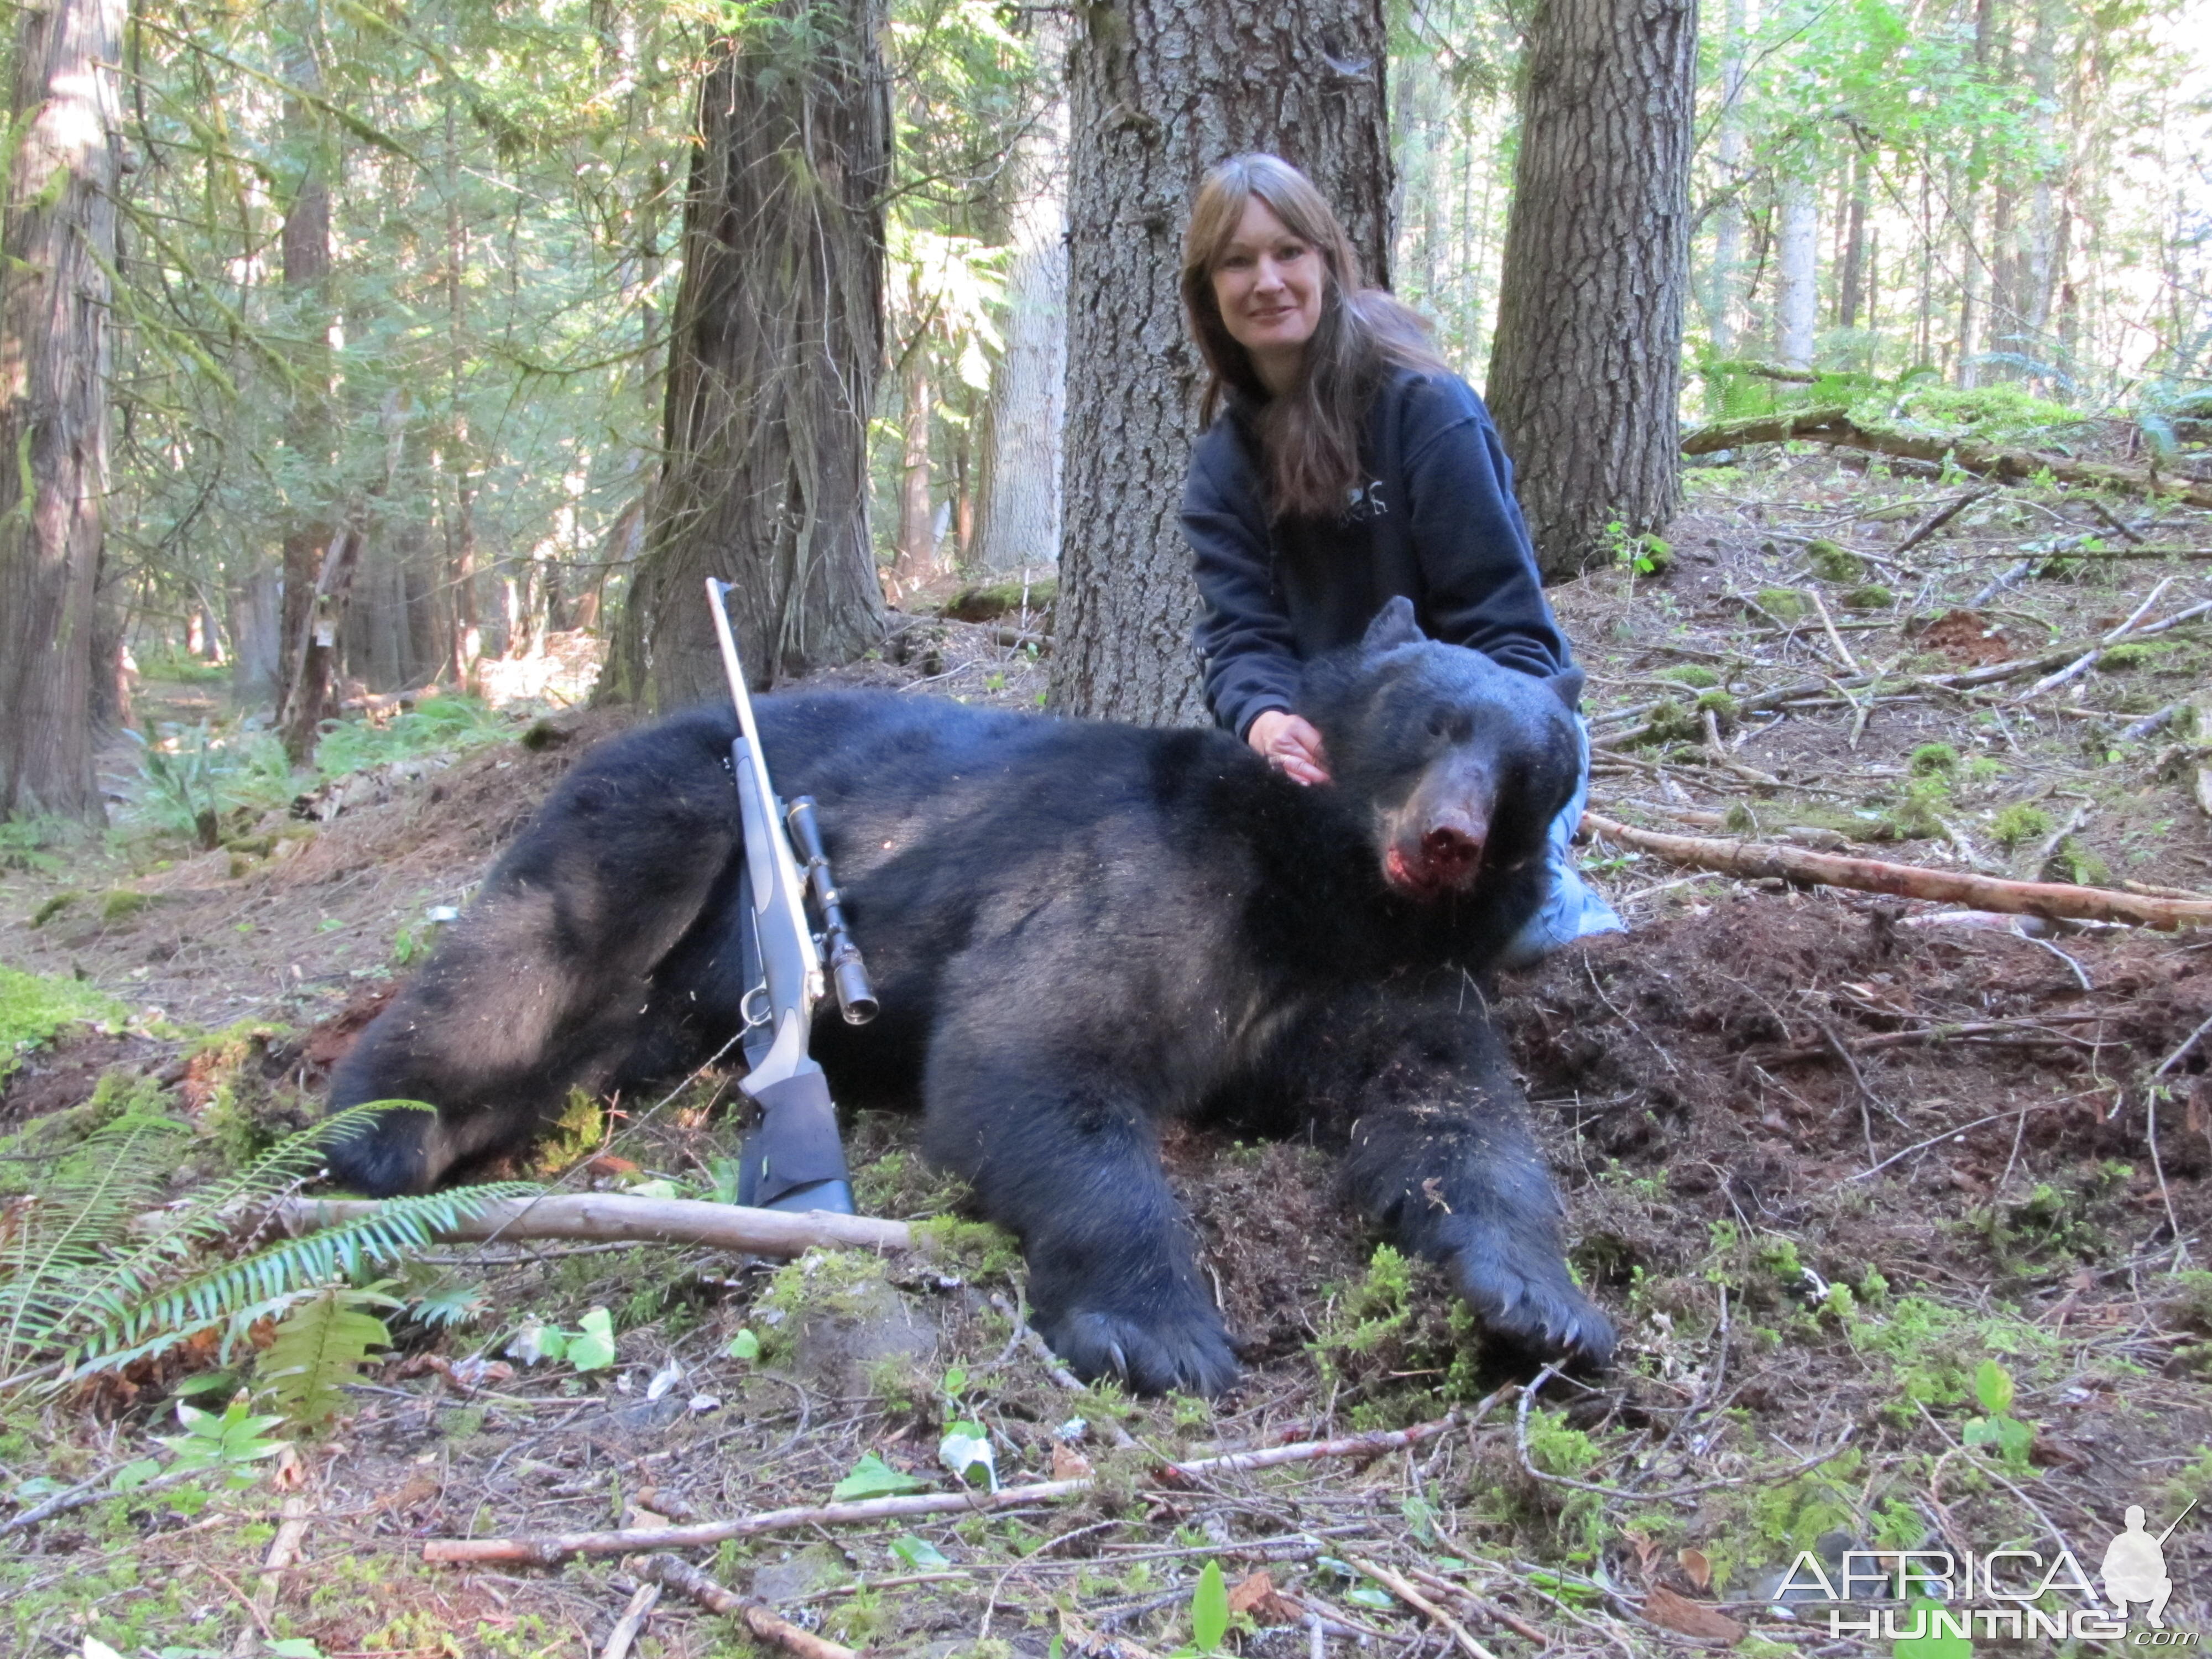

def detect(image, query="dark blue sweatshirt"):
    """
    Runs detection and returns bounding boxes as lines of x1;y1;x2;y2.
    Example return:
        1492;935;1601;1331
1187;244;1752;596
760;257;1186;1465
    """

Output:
1183;368;1572;740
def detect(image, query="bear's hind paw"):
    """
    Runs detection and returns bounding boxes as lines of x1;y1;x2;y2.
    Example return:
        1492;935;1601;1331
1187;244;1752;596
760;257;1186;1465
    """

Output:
1038;1307;1241;1399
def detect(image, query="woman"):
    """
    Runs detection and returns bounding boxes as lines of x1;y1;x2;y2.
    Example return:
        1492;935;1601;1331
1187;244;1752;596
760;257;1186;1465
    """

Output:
1178;153;1619;964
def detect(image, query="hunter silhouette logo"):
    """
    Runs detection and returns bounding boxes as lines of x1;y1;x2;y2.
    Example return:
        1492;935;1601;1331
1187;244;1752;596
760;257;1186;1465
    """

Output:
1777;1498;2198;1644
2103;1502;2193;1630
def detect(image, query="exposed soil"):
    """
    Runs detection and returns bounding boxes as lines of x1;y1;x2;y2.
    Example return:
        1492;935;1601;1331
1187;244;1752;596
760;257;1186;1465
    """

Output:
6;462;2212;1657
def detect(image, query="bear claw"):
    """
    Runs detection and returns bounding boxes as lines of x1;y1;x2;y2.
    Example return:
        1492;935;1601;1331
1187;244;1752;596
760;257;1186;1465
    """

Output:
1037;1306;1241;1398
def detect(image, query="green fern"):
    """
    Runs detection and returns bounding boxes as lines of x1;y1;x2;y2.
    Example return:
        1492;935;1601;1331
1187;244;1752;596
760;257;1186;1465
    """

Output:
0;1097;542;1386
254;1281;398;1428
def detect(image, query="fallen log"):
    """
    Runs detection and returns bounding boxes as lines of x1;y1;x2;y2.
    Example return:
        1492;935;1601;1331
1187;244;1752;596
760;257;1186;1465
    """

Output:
269;1193;912;1258
1582;812;2212;930
1680;405;2212;510
421;1416;1463;1565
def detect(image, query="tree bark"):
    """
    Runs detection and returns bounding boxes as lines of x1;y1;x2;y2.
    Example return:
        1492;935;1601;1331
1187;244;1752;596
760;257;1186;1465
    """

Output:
972;26;1069;577
277;41;336;763
1775;182;1818;368
0;0;123;822
894;359;935;590
622;0;890;705
1051;0;1392;724
1485;0;1695;583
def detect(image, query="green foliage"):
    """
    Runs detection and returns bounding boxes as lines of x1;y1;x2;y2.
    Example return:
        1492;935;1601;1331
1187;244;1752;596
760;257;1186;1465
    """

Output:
1990;802;2050;849
254;1282;398;1429
1908;743;1960;776
1189;1559;1229;1653
1960;1358;2035;1472
0;1099;540;1384
1604;519;1672;575
0;968;128;1083
148;1396;290;1489
833;1451;931;1500
1656;664;1720;689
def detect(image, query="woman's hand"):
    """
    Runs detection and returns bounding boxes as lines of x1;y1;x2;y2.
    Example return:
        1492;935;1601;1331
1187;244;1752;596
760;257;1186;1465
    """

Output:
1248;710;1332;786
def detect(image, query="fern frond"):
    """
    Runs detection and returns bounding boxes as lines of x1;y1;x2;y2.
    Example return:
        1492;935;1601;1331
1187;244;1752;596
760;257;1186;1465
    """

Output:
67;1182;541;1378
0;1112;192;1375
11;1103;438;1378
254;1282;396;1428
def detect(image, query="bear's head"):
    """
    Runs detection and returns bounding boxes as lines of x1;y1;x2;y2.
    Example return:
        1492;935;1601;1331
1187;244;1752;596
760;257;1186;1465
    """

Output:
1298;597;1584;901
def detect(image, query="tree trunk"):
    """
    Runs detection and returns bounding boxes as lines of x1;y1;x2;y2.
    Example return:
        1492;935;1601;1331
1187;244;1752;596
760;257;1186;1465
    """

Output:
0;0;122;822
1704;0;1750;356
1052;0;1392;724
441;86;482;696
1837;150;1868;331
973;28;1069;576
1775;182;1818;368
895;359;935;590
621;0;890;706
278;41;335;760
1485;0;1695;583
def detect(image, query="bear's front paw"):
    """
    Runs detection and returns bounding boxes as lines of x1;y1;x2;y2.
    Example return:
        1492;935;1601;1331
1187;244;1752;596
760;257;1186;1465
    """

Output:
1034;1302;1241;1398
322;1102;442;1197
1451;1250;1616;1369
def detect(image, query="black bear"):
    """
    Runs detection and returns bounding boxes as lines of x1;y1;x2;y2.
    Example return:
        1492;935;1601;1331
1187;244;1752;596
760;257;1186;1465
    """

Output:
328;598;1615;1394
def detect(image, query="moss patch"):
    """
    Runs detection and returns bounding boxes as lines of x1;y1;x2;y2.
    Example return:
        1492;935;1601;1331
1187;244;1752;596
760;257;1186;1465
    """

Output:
0;967;129;1083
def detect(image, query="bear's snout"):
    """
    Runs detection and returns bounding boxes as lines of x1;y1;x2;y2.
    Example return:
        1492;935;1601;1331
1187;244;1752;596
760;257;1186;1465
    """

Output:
1382;802;1490;896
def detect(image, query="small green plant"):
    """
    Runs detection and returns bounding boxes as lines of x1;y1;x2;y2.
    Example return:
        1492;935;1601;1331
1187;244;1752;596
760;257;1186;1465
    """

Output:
123;1396;290;1493
1605;519;1672;575
1990;802;2051;850
1656;664;1720;688
1961;1359;2034;1472
1187;1559;1229;1654
1909;743;1960;776
833;1451;930;1500
507;1306;617;1370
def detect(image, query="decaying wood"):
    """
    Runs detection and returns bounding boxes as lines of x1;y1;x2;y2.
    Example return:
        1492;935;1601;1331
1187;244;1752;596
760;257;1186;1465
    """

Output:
1583;812;2212;930
1680;405;2212;509
638;1555;857;1659
598;1582;659;1659
422;1417;1464;1565
269;1194;912;1258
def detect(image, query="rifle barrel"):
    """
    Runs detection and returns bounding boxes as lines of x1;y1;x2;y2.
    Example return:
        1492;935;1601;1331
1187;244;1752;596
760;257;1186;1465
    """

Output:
786;795;877;1024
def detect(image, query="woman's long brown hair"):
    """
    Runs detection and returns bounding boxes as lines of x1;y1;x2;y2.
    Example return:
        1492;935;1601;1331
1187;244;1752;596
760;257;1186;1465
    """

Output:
1180;154;1444;521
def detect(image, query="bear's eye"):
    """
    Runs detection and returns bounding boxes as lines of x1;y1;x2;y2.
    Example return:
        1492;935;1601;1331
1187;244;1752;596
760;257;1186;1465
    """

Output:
1426;711;1472;744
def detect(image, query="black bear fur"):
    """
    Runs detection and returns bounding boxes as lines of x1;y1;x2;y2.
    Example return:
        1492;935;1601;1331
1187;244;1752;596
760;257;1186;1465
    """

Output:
327;598;1616;1394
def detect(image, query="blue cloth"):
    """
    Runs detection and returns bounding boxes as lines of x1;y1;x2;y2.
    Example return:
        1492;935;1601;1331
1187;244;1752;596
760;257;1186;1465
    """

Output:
1499;716;1624;969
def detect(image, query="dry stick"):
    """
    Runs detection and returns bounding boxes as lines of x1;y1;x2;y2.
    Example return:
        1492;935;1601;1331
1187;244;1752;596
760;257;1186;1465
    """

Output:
1806;587;1864;675
269;1194;913;1258
421;1417;1462;1564
599;1582;660;1659
987;1291;1138;1449
1344;1554;1499;1659
1513;1368;1854;1504
637;1554;857;1659
1747;1010;2116;1066
1580;812;2212;930
1893;486;1995;555
2018;575;2176;699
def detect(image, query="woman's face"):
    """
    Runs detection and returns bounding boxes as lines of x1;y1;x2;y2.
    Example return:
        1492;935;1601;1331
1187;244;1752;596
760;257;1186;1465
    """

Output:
1210;197;1323;392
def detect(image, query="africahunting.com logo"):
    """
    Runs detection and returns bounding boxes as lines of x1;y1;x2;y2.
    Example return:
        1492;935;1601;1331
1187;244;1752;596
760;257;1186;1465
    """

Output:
1776;1502;2197;1644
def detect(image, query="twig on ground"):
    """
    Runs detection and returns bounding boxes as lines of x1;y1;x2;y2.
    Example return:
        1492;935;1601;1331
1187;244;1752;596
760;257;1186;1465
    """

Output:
1344;1554;1499;1659
2152;1010;2212;1079
1514;1368;1853;1502
1843;1095;2087;1183
637;1554;857;1659
1407;1566;1552;1646
1581;812;2212;930
599;1582;659;1659
0;1458;203;1534
422;1417;1463;1563
1808;588;1864;675
1895;487;1995;554
2018;576;2176;699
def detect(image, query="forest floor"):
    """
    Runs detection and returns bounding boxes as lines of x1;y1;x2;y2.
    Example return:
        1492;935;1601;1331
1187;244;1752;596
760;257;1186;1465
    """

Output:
5;433;2212;1659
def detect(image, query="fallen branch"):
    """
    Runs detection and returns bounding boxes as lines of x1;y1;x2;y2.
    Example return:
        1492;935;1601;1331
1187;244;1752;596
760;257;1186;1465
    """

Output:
1344;1554;1499;1659
638;1554;858;1659
1893;486;1995;555
1582;811;2212;930
1681;406;2212;509
268;1193;912;1258
422;1416;1464;1564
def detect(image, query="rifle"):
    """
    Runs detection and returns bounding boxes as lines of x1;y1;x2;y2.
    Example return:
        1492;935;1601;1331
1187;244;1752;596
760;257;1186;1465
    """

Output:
706;579;878;1214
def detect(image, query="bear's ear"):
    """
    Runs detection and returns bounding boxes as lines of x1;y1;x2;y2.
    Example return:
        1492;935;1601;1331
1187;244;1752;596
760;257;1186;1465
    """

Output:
1361;596;1425;653
1546;667;1586;712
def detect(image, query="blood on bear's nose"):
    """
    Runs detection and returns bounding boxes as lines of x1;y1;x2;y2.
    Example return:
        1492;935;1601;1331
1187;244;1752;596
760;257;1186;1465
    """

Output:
1383;805;1489;895
1423;822;1484;875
